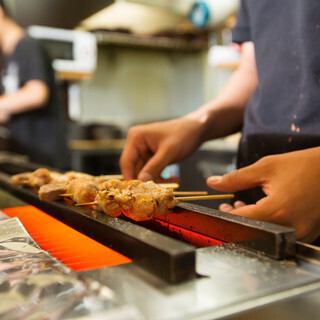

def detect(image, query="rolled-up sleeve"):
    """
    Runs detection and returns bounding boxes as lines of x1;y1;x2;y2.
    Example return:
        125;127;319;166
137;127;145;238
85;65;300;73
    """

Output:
232;0;251;43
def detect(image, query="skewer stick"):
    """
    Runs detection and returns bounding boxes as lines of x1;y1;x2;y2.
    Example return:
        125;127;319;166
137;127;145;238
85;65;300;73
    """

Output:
175;194;234;201
61;193;73;197
75;201;97;206
173;191;208;196
158;183;179;189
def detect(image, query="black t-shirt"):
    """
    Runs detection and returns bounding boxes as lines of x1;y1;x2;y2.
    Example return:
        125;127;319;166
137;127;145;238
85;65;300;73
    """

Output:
233;0;320;140
0;35;66;167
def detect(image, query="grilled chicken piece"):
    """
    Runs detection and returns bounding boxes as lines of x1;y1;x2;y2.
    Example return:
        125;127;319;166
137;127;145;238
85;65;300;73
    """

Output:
10;168;65;189
10;168;52;190
96;190;123;217
66;178;98;204
97;179;177;221
39;183;66;202
10;172;32;187
29;168;52;189
122;193;156;221
64;171;93;181
11;170;176;221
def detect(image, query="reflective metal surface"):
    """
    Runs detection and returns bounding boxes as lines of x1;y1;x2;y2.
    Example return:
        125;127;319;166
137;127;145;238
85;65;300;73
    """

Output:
0;180;319;319
83;245;320;319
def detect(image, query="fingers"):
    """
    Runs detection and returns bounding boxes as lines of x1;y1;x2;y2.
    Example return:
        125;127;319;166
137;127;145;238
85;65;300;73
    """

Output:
234;200;246;208
219;201;246;212
219;203;233;212
138;146;172;181
231;197;274;220
121;139;172;181
207;161;268;193
120;128;151;179
120;144;141;180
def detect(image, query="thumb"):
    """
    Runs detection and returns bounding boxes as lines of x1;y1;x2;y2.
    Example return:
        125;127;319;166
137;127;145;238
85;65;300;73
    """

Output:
138;148;171;181
207;163;264;193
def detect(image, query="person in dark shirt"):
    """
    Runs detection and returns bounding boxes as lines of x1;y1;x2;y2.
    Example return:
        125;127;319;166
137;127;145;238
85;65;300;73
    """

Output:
120;0;320;243
0;0;66;167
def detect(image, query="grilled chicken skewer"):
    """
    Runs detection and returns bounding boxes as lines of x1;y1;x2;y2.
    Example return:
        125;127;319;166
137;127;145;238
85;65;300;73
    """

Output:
75;179;234;221
11;168;122;203
10;169;231;222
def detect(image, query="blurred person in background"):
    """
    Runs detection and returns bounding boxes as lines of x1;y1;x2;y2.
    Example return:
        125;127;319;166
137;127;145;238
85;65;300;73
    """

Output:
120;0;320;243
0;0;66;167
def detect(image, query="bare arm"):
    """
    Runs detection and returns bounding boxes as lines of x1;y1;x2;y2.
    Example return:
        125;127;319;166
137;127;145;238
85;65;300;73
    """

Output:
187;41;258;142
0;80;49;122
120;42;258;180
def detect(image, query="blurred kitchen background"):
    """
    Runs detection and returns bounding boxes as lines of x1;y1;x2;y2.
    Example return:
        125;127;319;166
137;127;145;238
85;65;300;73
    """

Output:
3;0;240;191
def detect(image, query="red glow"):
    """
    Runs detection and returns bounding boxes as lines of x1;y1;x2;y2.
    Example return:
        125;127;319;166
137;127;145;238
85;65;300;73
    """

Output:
3;206;131;271
154;219;224;247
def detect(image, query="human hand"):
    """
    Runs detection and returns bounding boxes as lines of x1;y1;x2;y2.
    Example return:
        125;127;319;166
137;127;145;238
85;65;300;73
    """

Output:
0;105;11;124
120;116;205;181
219;200;246;212
207;147;320;242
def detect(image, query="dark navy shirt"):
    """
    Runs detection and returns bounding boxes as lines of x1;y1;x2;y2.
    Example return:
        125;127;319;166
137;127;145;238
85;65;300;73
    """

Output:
233;0;320;139
0;36;66;167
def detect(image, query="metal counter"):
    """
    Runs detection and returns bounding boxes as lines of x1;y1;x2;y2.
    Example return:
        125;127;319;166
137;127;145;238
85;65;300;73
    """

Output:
82;245;320;320
1;189;320;319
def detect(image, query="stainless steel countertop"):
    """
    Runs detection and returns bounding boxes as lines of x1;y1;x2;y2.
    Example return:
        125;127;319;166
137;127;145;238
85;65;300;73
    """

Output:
0;188;319;319
82;245;320;320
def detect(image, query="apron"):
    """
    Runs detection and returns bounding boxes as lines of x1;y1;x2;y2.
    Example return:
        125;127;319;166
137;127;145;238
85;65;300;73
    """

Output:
236;133;320;204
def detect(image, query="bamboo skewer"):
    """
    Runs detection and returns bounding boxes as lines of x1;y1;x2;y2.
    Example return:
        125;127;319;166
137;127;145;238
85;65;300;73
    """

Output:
61;193;73;197
75;194;234;207
175;194;234;201
75;201;97;206
173;191;208;196
158;183;180;189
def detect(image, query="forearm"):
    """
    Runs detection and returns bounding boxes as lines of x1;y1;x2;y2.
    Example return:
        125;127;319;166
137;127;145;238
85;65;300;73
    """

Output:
186;42;258;142
0;80;49;116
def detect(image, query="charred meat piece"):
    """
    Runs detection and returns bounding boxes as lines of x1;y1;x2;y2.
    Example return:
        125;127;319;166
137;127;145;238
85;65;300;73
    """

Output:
39;183;66;202
10;172;32;187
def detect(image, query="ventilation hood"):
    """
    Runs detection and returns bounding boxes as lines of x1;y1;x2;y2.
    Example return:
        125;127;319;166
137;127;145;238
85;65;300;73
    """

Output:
6;0;114;29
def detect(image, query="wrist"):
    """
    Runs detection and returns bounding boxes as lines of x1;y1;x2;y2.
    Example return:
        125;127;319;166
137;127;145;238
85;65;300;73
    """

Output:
0;98;12;120
184;100;221;142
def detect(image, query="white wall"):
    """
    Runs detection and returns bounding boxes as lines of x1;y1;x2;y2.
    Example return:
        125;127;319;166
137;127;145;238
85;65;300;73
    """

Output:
79;45;207;127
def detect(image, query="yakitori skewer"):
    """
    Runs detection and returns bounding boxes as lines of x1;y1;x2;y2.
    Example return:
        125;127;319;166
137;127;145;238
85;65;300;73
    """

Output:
175;194;235;201
75;192;234;222
10;169;220;222
158;183;179;189
63;190;208;198
172;191;208;196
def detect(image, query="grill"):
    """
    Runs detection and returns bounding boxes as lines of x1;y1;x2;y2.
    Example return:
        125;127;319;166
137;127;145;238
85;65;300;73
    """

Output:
2;159;320;319
0;158;295;284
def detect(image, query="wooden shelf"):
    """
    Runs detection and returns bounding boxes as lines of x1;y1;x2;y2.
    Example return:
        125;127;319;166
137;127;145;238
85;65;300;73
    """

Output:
94;31;209;51
57;71;93;81
69;139;126;151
